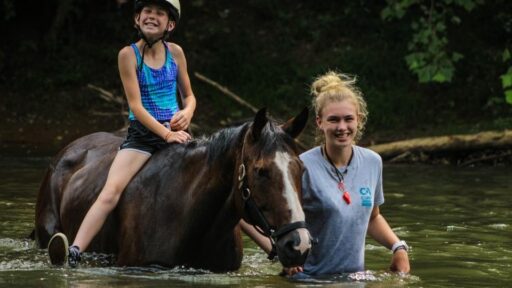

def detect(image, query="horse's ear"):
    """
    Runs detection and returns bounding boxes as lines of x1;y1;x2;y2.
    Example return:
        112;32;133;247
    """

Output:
252;107;268;141
282;107;309;139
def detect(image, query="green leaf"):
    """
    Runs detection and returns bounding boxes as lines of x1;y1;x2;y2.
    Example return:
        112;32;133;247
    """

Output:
436;22;446;32
452;52;464;62
418;66;435;83
381;8;392;20
409;60;419;69
501;74;512;89
432;72;447;82
506;90;512;105
451;16;461;24
405;53;422;70
454;0;478;11
503;49;511;62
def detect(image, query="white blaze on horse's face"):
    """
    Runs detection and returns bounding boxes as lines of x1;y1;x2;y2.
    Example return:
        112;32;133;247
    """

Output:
273;151;304;222
274;151;312;254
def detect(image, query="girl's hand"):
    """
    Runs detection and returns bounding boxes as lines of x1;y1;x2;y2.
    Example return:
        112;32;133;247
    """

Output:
164;130;191;144
170;109;193;131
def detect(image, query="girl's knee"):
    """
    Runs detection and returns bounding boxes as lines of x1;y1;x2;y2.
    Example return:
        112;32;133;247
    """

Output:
97;187;123;209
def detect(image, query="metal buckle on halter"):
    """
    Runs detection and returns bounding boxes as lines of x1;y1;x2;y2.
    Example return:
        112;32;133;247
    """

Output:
238;163;252;200
238;164;246;181
238;164;245;190
242;187;251;200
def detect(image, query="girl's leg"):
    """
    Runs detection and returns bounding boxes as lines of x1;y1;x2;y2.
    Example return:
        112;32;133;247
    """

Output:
72;149;150;252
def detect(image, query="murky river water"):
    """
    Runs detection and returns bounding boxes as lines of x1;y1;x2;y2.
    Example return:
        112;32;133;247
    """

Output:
0;156;510;287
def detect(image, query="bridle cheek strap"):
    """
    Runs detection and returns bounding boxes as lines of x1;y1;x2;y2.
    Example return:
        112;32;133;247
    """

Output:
242;195;277;260
240;171;308;261
237;135;307;261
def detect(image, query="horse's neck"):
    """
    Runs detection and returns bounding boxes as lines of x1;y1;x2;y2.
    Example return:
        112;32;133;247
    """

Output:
204;126;246;218
203;125;245;181
182;126;247;236
202;190;240;237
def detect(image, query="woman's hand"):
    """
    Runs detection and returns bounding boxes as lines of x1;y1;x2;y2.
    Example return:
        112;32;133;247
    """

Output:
281;266;303;276
170;109;193;131
390;249;410;273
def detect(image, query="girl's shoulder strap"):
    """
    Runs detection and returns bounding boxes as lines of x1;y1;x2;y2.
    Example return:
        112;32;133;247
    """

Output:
130;43;142;62
164;41;174;61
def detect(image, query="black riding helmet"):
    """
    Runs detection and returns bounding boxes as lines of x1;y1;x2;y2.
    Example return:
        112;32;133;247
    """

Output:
134;0;180;23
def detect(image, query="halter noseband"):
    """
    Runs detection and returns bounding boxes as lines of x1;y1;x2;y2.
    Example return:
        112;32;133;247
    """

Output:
237;133;307;260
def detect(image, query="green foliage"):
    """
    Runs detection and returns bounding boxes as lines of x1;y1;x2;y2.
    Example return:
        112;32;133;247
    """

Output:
1;1;511;136
382;0;482;83
501;49;512;105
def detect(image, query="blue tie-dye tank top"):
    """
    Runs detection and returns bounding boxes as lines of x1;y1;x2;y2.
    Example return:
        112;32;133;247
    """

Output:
128;43;179;121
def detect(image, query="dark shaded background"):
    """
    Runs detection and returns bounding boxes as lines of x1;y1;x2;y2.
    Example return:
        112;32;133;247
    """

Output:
1;0;511;155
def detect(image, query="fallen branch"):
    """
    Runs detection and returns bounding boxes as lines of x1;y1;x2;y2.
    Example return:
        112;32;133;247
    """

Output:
87;84;125;105
87;83;128;127
369;130;512;161
194;72;258;113
459;150;512;167
194;72;309;151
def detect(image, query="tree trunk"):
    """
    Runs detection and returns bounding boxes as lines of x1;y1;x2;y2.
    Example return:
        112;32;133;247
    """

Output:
368;130;512;161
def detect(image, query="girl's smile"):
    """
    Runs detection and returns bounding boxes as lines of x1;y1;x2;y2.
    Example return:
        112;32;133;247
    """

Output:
137;5;172;39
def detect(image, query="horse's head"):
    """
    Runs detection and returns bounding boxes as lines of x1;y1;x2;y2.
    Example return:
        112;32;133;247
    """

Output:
236;107;312;268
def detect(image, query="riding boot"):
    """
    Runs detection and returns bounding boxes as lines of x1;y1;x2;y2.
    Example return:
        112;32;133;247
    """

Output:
68;245;81;267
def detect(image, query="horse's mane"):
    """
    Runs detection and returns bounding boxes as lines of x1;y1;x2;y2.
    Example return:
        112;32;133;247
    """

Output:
187;123;249;164
156;116;297;165
192;117;297;161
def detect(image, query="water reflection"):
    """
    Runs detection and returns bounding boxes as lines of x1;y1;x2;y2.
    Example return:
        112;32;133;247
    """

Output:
0;157;511;287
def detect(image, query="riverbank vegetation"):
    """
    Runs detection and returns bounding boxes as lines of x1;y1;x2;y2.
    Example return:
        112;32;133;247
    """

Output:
1;0;511;162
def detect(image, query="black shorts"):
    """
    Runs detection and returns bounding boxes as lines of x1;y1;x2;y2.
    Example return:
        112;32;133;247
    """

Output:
119;120;170;155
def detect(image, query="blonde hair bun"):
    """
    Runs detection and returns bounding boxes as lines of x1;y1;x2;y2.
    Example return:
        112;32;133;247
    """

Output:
310;70;368;143
310;71;356;98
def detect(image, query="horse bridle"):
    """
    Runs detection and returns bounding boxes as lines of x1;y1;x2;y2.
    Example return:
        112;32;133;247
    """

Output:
237;136;308;260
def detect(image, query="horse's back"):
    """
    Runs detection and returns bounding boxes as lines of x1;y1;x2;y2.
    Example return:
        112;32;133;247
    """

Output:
35;132;122;248
35;131;245;270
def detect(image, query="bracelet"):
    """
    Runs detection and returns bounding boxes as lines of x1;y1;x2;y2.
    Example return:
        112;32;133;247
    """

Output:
391;240;409;253
164;131;172;142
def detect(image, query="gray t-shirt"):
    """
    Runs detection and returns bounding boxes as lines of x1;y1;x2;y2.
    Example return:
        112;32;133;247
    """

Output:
299;145;384;275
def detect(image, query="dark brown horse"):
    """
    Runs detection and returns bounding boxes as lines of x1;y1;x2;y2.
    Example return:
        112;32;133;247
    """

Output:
34;108;312;272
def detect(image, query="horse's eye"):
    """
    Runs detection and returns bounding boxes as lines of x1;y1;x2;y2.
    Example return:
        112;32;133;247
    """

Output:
255;168;270;178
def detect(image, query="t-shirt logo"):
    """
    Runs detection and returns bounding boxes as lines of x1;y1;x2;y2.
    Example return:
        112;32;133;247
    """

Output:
359;187;372;207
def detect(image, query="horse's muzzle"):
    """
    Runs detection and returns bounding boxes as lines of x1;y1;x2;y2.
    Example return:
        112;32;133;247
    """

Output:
275;228;312;267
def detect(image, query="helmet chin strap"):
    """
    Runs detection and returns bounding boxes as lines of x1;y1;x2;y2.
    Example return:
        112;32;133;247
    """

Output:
137;27;168;48
135;25;170;71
